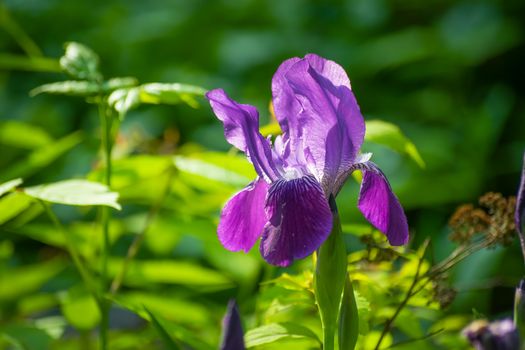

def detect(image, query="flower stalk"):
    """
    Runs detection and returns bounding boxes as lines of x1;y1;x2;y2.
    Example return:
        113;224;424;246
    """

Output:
98;100;114;350
315;196;357;350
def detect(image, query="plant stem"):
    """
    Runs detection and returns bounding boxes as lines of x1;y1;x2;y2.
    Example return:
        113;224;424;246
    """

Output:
40;200;98;297
374;243;426;350
98;101;114;350
315;196;348;350
110;167;174;295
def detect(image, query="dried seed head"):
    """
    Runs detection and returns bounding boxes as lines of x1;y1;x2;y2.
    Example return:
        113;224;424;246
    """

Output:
449;204;491;244
479;192;516;247
449;193;516;247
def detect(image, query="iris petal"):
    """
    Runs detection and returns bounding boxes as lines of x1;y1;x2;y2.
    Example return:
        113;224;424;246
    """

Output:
220;300;245;350
218;178;269;252
357;162;409;246
283;55;366;193
272;57;302;154
260;175;332;266
206;89;279;182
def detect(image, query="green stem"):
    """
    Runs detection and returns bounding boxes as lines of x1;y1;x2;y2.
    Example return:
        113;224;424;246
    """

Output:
374;242;427;350
315;196;348;350
110;168;174;295
98;101;114;350
40;200;98;296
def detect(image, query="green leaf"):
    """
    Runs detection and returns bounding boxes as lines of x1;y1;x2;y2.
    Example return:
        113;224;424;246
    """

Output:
114;297;215;350
140;83;206;108
315;199;347;349
60;42;101;81
0;131;82;182
0;121;53;149
30;80;101;97
59;286;101;330
0;259;65;301
144;308;182;350
0;192;33;225
244;323;321;348
173;153;253;187
24;179;121;210
0;178;22;197
108;83;206;118
107;86;141;117
365;120;425;168
0;324;54;350
338;276;359;350
101;76;138;92
107;259;232;287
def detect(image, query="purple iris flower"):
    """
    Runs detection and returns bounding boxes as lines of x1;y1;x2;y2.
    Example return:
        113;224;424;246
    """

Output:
463;319;520;350
206;54;409;266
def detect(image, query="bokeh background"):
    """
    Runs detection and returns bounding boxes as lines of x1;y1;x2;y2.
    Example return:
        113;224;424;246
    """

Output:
1;0;525;348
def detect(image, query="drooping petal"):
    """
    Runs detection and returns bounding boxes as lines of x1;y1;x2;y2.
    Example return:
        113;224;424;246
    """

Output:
218;178;269;252
220;300;245;350
283;55;366;193
516;151;525;238
260;175;332;266
206;89;279;182
356;162;409;246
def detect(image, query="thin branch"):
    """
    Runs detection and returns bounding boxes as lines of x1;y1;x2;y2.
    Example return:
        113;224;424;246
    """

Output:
39;200;98;297
385;328;444;349
374;241;428;350
110;167;175;295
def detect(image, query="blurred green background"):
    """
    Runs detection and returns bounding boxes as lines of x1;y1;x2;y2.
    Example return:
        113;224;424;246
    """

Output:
1;0;525;349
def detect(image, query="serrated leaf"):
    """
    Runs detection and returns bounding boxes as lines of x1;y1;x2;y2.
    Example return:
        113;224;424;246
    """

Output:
140;83;206;108
102;77;138;92
0;178;22;197
30;80;101;97
108;83;206;118
60;42;101;81
244;323;321;348
107;87;141;118
365;120;425;168
24;179;121;210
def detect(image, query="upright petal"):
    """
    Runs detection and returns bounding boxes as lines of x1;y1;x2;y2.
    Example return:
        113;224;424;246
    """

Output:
260;175;332;266
220;300;245;350
272;57;302;152
207;89;279;182
284;56;365;193
218;178;269;253
356;162;409;246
